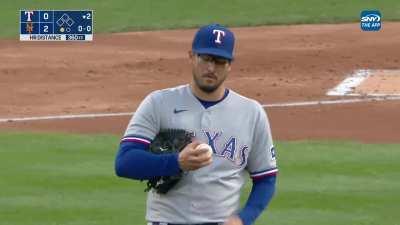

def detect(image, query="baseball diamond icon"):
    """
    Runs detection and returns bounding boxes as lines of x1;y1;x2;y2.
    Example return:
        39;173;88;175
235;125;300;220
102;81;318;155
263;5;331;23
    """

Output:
56;13;75;27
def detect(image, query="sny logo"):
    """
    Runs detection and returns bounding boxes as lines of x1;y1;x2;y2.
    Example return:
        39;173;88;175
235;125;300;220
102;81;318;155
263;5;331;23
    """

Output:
360;10;381;31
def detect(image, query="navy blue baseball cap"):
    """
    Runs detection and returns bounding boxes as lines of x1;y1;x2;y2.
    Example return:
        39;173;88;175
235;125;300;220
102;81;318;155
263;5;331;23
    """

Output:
192;24;235;60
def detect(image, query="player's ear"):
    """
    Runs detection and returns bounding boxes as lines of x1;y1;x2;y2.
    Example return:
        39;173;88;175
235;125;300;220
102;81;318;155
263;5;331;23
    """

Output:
226;62;232;72
188;51;195;63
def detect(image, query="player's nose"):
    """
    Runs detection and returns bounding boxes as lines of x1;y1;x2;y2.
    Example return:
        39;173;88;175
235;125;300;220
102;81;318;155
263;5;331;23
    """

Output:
205;61;216;72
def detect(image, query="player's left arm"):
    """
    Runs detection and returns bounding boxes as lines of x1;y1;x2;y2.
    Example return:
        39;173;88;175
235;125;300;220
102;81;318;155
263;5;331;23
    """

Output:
235;175;276;225
232;102;278;225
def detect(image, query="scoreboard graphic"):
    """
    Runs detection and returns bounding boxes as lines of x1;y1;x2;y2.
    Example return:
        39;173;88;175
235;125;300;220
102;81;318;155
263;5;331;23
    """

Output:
20;10;93;41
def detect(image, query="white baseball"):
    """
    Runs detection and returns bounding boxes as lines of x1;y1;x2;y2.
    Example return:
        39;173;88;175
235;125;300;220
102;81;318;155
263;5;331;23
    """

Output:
196;143;213;157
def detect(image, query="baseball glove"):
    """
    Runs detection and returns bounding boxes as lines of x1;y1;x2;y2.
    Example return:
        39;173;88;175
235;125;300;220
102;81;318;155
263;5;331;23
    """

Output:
145;129;193;194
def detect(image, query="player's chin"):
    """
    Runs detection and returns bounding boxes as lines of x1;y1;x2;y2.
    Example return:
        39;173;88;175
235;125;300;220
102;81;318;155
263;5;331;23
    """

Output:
194;75;220;93
198;83;219;93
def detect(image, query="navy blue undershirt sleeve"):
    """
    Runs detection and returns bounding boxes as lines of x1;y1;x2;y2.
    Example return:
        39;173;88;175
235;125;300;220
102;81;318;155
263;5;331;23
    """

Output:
238;175;276;225
115;141;181;180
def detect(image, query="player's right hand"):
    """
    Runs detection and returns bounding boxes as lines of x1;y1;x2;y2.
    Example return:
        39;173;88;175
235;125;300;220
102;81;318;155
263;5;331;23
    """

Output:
178;141;213;171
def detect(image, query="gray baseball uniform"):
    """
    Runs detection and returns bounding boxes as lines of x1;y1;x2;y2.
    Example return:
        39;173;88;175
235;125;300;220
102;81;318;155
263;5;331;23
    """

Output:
124;84;278;224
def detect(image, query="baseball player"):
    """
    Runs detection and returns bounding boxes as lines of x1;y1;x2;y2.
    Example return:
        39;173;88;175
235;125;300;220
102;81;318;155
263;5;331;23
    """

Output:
115;24;278;225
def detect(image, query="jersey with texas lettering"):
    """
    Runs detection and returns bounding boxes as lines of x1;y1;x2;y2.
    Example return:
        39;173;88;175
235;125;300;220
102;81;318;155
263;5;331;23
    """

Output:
123;84;277;224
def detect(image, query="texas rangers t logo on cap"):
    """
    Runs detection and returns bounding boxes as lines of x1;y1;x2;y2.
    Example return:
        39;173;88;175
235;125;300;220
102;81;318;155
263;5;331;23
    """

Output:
213;29;225;44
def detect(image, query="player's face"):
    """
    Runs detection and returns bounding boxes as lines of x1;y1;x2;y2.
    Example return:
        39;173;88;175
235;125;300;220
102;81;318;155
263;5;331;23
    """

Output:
191;53;231;93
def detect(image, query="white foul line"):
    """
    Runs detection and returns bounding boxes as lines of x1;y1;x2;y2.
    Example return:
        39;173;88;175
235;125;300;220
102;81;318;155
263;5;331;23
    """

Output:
0;112;133;123
1;96;400;123
262;96;400;107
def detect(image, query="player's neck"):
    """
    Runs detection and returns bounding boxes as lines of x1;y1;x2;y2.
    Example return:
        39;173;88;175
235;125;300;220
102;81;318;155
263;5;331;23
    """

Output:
190;83;226;101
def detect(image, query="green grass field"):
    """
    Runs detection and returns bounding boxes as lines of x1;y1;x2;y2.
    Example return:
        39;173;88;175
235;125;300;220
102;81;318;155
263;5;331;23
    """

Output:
1;0;400;38
0;132;399;225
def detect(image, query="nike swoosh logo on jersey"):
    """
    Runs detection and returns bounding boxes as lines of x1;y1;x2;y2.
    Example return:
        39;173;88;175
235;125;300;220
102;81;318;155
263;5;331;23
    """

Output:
159;147;169;152
173;109;188;114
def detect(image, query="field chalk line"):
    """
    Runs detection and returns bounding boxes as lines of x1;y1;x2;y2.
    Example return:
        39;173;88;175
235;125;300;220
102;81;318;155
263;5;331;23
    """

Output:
1;96;400;123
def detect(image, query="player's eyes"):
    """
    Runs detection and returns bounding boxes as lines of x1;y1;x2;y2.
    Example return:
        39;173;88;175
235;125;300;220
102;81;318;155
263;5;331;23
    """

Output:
198;54;213;62
198;54;229;65
214;59;229;65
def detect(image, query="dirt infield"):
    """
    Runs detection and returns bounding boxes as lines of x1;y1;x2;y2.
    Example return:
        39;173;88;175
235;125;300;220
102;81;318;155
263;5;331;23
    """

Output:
1;23;399;142
356;70;400;95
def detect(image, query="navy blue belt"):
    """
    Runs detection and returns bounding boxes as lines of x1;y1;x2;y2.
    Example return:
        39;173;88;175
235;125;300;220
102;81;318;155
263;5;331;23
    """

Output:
151;223;220;225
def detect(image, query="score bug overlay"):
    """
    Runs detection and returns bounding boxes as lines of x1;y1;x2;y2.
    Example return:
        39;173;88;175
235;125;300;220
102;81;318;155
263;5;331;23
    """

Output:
20;10;93;41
